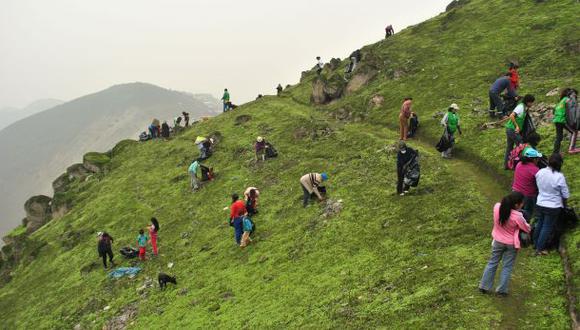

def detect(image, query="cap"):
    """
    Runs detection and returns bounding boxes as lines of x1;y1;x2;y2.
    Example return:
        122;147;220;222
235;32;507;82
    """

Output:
257;136;264;142
523;148;542;158
449;103;460;110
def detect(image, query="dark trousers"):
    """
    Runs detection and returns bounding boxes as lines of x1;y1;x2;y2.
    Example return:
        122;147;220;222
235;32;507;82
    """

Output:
505;128;522;169
397;169;410;194
553;123;572;154
489;91;504;116
302;184;311;207
100;249;114;268
533;206;561;252
233;217;244;245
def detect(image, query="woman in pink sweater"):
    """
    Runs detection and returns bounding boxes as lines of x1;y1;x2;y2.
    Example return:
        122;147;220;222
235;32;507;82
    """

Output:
479;192;530;297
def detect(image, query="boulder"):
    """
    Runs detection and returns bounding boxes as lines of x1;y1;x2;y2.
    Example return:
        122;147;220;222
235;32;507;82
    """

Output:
327;58;342;70
51;192;72;220
23;195;52;233
369;95;385;108
529;102;555;127
546;88;560;97
52;173;71;194
82;152;111;173
67;163;91;181
311;74;347;105
346;69;378;95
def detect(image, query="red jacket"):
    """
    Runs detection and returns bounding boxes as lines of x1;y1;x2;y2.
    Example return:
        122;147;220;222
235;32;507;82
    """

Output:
509;68;519;90
230;200;247;220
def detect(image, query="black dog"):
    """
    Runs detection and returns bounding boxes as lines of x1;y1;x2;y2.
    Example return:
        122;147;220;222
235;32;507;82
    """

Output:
158;273;177;290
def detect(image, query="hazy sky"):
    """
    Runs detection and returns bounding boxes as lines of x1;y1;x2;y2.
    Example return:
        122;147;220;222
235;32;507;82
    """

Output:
0;0;449;108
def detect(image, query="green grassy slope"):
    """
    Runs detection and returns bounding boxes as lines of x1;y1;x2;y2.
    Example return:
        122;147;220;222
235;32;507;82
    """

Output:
0;0;579;328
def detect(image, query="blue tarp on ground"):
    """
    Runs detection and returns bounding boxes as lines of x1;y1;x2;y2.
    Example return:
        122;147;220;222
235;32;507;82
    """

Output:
108;267;142;279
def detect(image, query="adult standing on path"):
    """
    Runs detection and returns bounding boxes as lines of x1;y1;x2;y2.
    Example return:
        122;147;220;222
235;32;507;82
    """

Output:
504;94;535;169
300;172;328;207
479;191;530;297
399;97;413;141
533;153;570;255
222;89;230;112
97;232;115;269
440;103;462;159
276;84;283;96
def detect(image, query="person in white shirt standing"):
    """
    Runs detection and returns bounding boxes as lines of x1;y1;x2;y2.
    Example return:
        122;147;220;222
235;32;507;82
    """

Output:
533;153;570;255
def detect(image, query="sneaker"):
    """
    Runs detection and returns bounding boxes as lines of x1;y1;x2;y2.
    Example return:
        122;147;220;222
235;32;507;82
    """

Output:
496;292;509;298
399;193;405;196
479;288;489;295
404;190;409;194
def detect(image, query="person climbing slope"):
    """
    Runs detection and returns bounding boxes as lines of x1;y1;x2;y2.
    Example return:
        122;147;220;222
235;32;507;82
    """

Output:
346;49;361;74
533;153;570;256
316;57;324;75
230;193;247;245
221;88;230;112
182;111;190;127
479;191;530;297
161;121;170;138
240;216;254;248
553;88;579;154
188;160;200;192
489;73;518;117
245;187;260;216
149;217;160;257
399;97;413;141
504;94;535;169
440;103;462;159
137;229;149;261
385;24;394;38
97;232;115;269
511;148;542;220
300;172;328;207
396;141;418;196
255;136;267;161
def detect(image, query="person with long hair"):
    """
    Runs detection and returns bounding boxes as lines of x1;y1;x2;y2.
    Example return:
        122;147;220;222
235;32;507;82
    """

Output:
533;153;570;255
553;88;578;154
149;217;160;256
512;148;542;219
479;192;530;296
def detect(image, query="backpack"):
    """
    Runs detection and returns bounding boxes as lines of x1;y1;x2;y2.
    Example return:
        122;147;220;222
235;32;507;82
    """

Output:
265;143;278;158
565;92;579;130
506;143;529;170
243;217;254;233
120;247;139;259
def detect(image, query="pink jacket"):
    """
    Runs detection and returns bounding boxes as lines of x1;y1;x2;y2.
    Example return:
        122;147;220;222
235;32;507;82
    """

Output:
491;203;530;249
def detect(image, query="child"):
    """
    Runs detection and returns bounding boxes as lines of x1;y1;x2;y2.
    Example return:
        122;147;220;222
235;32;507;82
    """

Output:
137;229;149;261
240;216;254;248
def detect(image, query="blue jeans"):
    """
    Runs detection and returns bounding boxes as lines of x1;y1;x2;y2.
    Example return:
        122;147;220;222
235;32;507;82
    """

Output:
521;195;536;221
479;240;517;294
223;102;229;112
233;217;244;245
533;206;561;252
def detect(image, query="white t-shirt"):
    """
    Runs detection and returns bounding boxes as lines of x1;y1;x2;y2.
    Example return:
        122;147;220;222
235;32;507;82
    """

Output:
512;103;525;117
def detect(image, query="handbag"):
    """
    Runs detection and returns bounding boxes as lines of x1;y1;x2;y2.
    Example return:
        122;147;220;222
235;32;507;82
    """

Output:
518;231;532;248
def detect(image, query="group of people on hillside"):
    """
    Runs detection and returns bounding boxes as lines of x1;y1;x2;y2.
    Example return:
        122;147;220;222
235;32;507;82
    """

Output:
97;218;160;269
141;111;191;141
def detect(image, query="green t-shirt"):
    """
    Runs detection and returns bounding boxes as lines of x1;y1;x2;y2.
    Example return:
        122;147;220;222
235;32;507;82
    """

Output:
222;91;230;102
506;103;526;130
553;96;568;124
446;111;459;134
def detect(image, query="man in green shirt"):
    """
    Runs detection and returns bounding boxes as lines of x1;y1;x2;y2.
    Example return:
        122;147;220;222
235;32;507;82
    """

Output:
504;94;535;169
221;88;230;112
440;103;462;158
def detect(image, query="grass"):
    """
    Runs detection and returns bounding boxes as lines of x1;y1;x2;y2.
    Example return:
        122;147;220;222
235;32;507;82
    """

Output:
0;0;579;328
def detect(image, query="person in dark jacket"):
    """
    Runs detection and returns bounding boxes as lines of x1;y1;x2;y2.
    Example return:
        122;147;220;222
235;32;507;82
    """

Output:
397;141;417;196
276;84;283;96
182;111;190;127
161;121;170;138
489;73;518;117
255;136;267;161
97;232;115;269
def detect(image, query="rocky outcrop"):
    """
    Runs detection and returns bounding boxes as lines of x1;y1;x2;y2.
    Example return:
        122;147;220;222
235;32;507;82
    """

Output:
52;173;71;193
345;69;378;95
111;139;138;158
311;74;347;105
23;195;52;234
67;163;91;181
82;152;111;173
446;0;470;12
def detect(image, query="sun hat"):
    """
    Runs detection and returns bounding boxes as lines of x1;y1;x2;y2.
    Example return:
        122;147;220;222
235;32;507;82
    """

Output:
97;232;103;237
523;148;542;158
257;136;264;142
449;103;460;110
321;173;329;181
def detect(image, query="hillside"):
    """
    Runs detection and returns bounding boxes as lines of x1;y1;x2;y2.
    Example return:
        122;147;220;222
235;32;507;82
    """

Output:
0;99;64;130
0;0;579;329
0;83;220;237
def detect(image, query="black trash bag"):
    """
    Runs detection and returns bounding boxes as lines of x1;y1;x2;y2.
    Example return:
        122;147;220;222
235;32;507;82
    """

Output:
403;152;420;187
120;247;139;259
436;129;451;152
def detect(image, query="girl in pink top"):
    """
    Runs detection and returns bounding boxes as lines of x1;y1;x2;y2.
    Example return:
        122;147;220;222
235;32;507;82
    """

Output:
479;192;530;296
149;217;160;256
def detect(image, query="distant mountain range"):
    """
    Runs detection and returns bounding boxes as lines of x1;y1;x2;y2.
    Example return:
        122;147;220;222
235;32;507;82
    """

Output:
0;99;64;130
0;82;220;237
